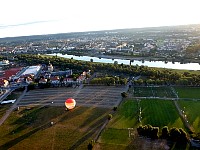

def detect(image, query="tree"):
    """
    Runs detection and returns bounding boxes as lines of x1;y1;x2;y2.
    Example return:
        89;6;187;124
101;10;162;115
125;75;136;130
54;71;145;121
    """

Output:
161;126;169;139
87;140;95;150
137;124;159;139
108;114;112;120
179;128;188;144
169;127;181;142
113;106;117;111
137;125;144;136
151;127;159;139
114;61;118;65
121;92;128;98
27;82;37;90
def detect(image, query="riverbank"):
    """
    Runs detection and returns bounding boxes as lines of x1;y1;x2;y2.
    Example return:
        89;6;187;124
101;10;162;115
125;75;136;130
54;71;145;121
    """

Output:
94;54;200;64
47;53;200;70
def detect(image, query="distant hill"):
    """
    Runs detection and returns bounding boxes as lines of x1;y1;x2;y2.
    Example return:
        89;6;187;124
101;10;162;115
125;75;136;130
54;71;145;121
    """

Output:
0;24;200;43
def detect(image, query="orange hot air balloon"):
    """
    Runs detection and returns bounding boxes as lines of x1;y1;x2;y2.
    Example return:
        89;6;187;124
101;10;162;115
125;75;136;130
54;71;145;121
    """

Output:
65;98;76;110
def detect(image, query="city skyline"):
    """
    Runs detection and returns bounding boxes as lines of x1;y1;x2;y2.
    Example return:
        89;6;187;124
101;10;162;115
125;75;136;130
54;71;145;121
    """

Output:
1;0;200;38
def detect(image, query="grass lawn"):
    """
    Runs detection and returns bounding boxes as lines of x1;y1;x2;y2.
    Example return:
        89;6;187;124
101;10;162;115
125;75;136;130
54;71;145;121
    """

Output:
140;99;185;129
178;100;200;133
98;100;138;149
0;105;11;118
99;128;130;145
5;91;23;100
175;87;200;99
0;91;23;118
0;106;110;150
108;100;138;129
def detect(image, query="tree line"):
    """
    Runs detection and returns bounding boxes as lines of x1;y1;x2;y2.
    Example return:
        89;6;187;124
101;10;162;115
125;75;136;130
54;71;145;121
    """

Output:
89;76;127;85
137;124;188;148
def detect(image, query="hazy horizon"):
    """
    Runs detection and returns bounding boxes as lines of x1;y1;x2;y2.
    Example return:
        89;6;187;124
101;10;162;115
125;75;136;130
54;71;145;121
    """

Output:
1;0;200;38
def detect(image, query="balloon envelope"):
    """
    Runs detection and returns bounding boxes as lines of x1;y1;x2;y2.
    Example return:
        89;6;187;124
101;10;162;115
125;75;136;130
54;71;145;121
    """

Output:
65;98;76;110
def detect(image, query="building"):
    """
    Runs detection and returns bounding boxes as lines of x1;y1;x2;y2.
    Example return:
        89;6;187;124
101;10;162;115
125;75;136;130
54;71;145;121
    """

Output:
48;62;54;72
51;70;72;77
0;60;9;66
0;79;9;87
50;76;60;86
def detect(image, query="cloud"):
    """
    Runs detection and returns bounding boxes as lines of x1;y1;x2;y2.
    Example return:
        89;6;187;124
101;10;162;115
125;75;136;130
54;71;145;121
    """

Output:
0;20;57;29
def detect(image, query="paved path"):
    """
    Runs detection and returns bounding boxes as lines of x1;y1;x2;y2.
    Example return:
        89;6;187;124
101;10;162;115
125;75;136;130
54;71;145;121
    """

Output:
0;87;27;126
174;100;194;132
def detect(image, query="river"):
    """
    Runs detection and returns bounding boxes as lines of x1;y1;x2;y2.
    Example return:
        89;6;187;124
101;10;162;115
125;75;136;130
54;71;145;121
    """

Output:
47;53;200;70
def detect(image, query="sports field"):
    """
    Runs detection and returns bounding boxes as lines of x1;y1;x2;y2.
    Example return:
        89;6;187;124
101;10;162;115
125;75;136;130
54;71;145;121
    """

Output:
98;99;185;149
140;99;185;129
133;86;177;98
175;87;200;99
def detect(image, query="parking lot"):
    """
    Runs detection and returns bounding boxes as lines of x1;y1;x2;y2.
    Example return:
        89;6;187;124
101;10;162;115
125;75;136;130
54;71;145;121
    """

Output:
17;85;126;108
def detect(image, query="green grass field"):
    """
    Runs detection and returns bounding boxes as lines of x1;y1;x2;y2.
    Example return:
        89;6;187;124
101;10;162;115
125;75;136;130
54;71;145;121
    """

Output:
178;100;200;133
100;128;130;145
133;86;177;98
0;106;110;150
175;87;200;99
140;99;185;129
98;100;138;149
109;100;138;129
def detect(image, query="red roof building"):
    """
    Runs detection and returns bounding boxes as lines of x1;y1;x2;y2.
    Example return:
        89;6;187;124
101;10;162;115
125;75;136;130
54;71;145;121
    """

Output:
2;67;21;80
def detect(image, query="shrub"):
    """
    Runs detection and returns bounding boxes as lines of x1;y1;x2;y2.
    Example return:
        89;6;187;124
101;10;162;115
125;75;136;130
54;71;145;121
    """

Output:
108;114;113;120
87;140;95;150
121;92;128;98
113;106;117;111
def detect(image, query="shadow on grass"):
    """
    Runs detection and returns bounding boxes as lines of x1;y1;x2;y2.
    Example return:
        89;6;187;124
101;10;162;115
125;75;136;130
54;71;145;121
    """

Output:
79;107;108;129
11;107;41;125
0;122;51;150
68;116;107;150
58;107;88;123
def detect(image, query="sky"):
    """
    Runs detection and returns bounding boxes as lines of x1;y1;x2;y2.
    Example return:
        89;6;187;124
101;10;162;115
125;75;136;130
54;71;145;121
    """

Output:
0;0;200;38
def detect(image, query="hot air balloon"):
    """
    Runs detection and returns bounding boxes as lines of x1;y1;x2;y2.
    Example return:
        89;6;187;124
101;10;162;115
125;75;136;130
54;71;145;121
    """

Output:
65;98;76;110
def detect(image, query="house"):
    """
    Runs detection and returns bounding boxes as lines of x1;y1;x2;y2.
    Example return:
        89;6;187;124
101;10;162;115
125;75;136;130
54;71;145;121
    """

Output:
26;77;33;84
62;77;74;86
50;76;60;86
39;78;47;84
47;62;54;72
77;75;86;83
0;78;9;87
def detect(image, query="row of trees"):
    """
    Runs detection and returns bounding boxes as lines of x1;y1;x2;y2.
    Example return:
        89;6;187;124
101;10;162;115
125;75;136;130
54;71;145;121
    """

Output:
89;76;127;85
15;54;200;86
137;125;188;144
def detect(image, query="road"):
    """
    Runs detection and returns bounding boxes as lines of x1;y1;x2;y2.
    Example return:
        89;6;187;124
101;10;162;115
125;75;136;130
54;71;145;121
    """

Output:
0;87;27;126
